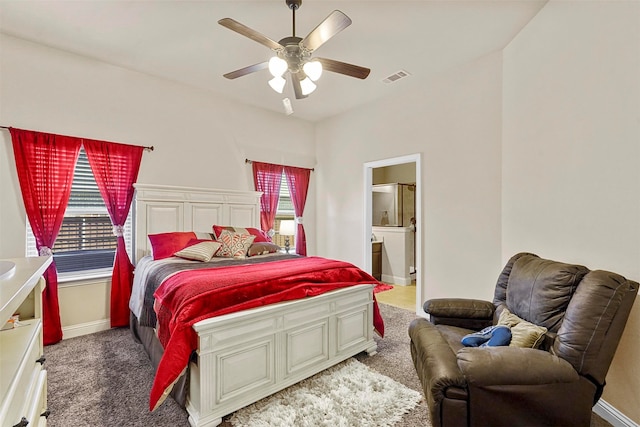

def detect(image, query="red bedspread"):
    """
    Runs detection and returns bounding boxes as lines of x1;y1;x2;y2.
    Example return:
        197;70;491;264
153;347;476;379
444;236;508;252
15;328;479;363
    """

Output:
149;256;385;410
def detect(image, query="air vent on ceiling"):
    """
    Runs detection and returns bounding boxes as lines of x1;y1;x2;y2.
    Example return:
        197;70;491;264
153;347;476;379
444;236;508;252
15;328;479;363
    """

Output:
382;70;411;84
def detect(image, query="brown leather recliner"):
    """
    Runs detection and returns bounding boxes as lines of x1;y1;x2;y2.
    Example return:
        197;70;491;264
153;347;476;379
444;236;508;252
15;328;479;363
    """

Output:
409;252;638;427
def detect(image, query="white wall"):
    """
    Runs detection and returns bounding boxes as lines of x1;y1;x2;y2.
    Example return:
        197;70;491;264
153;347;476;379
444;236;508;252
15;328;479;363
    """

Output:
0;34;316;329
316;51;503;301
502;1;640;422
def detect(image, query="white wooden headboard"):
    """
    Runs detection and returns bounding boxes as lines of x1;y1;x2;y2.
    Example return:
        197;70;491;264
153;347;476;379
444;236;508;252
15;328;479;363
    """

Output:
132;183;262;263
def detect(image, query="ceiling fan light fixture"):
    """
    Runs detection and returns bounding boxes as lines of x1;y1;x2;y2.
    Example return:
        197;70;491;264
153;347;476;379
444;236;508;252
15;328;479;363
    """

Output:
300;77;317;95
268;76;287;93
303;60;323;81
268;56;288;77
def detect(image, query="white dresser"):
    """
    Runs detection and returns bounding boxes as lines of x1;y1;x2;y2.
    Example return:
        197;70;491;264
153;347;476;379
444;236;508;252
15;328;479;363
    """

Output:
0;256;52;427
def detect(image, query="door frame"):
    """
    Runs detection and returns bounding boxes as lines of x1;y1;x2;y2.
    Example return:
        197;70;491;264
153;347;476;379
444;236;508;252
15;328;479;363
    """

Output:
363;153;424;316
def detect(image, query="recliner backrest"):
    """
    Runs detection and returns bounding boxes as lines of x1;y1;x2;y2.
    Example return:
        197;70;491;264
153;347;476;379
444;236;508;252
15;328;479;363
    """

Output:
505;253;589;331
493;253;589;332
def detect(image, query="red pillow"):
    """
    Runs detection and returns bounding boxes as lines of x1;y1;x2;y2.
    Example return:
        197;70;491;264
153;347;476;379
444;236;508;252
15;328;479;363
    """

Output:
148;231;197;260
212;225;271;243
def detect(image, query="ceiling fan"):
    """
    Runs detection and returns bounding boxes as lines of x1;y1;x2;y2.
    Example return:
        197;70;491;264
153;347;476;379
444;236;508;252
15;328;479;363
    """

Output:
218;0;370;100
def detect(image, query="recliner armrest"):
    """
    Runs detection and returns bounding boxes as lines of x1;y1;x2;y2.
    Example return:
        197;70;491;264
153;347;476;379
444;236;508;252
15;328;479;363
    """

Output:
409;318;467;402
424;298;494;329
457;347;579;386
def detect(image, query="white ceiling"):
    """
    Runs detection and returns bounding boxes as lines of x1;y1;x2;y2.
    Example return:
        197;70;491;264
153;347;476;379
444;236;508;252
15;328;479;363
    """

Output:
0;0;547;122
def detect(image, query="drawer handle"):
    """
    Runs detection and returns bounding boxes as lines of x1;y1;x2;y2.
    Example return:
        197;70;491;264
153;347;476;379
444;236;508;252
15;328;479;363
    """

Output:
41;410;51;419
36;355;46;365
13;417;29;427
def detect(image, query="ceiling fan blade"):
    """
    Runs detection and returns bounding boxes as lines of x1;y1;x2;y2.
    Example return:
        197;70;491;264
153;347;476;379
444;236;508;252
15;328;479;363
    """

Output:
290;73;308;100
316;58;371;80
223;62;268;79
218;18;283;51
300;10;352;52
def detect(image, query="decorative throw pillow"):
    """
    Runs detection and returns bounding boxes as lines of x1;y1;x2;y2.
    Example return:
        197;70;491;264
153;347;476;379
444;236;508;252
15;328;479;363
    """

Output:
194;232;216;241
174;239;221;262
148;231;197;260
498;308;548;349
213;225;271;243
247;242;281;257
216;230;256;259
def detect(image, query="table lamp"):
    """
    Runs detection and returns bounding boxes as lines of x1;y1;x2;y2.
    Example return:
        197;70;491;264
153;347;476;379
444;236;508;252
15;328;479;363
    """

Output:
279;220;295;254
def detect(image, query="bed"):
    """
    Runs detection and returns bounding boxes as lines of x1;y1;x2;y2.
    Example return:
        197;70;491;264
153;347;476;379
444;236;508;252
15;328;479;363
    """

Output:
129;184;381;427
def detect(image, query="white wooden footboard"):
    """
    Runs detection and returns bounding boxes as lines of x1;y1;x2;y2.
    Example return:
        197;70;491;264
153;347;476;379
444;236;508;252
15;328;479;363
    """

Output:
186;284;378;427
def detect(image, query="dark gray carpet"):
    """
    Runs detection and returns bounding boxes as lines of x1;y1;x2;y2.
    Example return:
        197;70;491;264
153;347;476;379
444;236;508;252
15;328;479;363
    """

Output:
44;303;611;427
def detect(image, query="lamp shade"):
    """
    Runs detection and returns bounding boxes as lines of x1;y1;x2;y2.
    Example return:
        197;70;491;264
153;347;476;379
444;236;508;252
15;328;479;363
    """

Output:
268;76;286;93
303;60;323;81
300;77;317;95
279;220;295;236
268;56;288;77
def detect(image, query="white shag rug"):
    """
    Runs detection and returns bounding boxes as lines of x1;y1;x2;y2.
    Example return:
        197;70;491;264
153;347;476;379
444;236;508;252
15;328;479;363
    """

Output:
230;358;423;427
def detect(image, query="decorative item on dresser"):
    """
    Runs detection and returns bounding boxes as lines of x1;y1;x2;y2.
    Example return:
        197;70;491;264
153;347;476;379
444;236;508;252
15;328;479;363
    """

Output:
130;184;382;427
0;256;52;427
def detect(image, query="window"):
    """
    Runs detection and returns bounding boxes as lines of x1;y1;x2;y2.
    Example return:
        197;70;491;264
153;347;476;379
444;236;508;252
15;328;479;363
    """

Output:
26;148;132;277
272;173;295;251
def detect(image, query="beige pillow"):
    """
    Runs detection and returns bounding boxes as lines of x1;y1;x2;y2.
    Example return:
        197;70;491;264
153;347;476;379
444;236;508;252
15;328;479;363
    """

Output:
174;240;221;262
247;242;281;257
498;308;548;349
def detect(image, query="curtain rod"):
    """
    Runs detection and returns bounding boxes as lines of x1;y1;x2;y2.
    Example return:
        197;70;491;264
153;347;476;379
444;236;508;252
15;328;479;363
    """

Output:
0;125;154;151
245;158;314;171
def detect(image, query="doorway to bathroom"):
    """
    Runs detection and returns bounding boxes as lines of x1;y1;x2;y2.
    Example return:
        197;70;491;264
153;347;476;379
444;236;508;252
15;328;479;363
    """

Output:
363;154;422;314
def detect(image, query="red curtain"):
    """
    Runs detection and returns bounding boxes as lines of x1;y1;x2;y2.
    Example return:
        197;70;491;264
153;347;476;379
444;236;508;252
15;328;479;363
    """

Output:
84;139;143;328
283;165;311;256
10;128;82;345
252;162;283;235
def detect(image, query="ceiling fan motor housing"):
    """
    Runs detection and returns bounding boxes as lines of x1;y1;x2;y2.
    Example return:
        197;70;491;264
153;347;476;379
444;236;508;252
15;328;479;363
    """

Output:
278;36;309;73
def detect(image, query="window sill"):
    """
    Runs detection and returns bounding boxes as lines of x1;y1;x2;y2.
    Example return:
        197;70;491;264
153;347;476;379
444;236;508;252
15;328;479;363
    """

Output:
58;268;112;287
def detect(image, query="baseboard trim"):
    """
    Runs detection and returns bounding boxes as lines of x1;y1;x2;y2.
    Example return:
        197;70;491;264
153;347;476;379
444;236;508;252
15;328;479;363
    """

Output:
593;399;639;427
62;319;111;340
380;274;412;285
